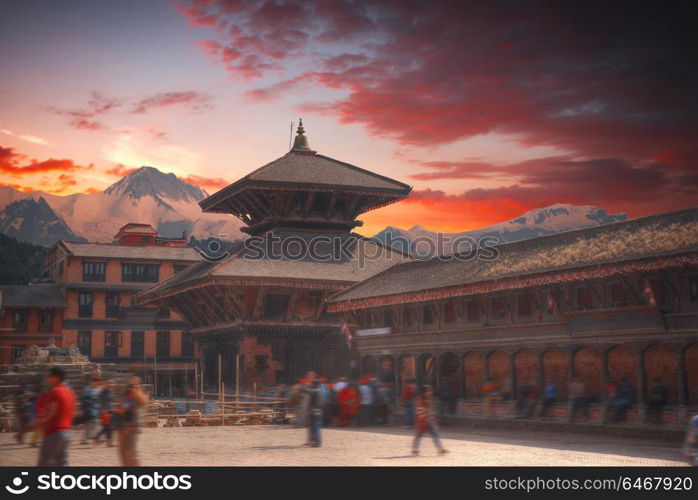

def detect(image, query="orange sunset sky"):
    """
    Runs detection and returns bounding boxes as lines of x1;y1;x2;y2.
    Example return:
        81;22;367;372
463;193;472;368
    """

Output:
1;1;696;236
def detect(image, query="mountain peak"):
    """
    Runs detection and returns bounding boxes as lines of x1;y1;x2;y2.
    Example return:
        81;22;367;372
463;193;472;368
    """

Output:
104;166;208;202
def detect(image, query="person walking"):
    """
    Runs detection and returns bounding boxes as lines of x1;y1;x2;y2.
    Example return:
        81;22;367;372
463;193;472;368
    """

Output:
30;386;49;447
116;377;148;466
13;385;31;445
37;367;76;466
568;377;589;423
647;377;668;424
412;385;448;456
303;380;323;447
338;382;359;427
80;378;100;444
358;379;374;426
540;379;557;419
95;381;115;446
401;378;417;428
682;414;698;466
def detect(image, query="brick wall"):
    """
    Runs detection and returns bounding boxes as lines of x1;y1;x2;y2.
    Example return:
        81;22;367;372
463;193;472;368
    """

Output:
488;350;510;391
608;345;638;390
644;343;678;403
574;347;602;400
544;348;569;399
464;352;483;397
515;349;538;387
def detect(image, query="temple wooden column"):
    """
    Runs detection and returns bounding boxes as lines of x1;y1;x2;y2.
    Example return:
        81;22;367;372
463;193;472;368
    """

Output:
567;347;576;419
677;344;687;423
601;347;610;423
508;351;517;415
636;345;647;423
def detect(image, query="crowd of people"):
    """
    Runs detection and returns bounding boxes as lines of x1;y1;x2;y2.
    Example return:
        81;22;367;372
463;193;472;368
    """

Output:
11;369;696;465
13;367;148;466
270;372;447;455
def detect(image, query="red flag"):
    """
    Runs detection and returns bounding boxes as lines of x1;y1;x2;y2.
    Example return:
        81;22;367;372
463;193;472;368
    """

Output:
340;321;352;348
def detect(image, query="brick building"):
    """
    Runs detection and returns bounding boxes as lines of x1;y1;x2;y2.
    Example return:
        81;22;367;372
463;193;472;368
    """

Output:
328;207;698;424
0;284;65;364
45;223;201;396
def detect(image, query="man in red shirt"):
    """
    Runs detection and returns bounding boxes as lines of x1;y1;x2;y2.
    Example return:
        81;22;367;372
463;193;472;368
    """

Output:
37;366;76;466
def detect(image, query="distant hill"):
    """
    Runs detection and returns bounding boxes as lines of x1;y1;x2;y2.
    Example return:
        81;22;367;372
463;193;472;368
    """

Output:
0;166;244;246
373;204;628;255
0;233;47;285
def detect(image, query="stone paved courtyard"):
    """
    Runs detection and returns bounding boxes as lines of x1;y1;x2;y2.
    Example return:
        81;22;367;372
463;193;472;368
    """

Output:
0;425;688;467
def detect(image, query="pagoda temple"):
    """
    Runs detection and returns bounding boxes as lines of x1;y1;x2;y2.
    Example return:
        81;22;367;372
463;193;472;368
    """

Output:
138;121;411;390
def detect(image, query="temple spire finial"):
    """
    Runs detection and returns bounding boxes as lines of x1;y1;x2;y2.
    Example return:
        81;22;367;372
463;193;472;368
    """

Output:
291;118;314;153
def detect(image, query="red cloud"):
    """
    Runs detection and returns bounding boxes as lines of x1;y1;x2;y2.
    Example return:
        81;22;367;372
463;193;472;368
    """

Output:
46;91;122;131
131;91;212;114
105;164;137;177
178;0;697;190
180;174;228;190
0;145;93;176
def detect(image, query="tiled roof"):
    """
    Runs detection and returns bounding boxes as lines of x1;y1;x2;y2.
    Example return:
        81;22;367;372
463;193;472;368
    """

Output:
0;284;64;308
60;241;201;261
200;150;411;212
137;232;409;301
118;223;158;234
328;206;698;305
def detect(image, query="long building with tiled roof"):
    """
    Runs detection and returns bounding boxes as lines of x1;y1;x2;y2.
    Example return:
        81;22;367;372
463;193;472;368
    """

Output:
326;206;698;425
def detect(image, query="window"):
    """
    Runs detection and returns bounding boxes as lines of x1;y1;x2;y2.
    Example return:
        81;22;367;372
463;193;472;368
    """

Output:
403;307;417;328
444;302;460;323
78;291;93;317
38;310;52;332
610;283;628;306
130;331;144;358
10;345;26;363
466;300;480;321
12;311;28;331
690;276;698;302
174;264;191;274
105;292;120;318
104;331;120;358
263;294;290;320
518;293;533;317
77;331;92;356
422;305;434;325
156;331;170;358
82;261;106;282
121;263;159;282
491;297;508;319
182;333;194;357
141;236;151;243
577;287;593;310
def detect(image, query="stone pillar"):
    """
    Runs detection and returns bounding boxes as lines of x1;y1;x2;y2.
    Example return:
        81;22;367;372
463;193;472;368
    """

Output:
537;350;545;392
677;344;687;423
636;345;647;423
601;348;609;424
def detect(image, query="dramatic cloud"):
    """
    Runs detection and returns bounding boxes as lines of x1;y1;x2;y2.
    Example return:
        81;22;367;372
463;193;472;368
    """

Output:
179;0;697;190
131;91;212;114
0;145;93;176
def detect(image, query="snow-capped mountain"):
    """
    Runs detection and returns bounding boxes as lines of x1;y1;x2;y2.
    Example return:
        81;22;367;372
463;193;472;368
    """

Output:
0;166;244;246
0;197;86;246
373;204;628;255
